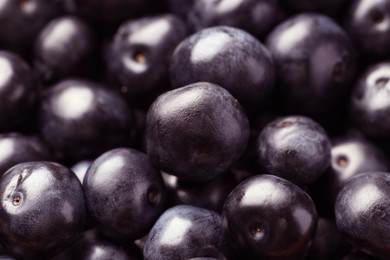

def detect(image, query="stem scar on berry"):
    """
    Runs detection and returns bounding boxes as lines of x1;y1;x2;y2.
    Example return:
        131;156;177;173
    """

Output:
133;52;146;63
147;187;160;204
249;223;265;239
336;155;348;168
12;195;22;206
371;11;385;25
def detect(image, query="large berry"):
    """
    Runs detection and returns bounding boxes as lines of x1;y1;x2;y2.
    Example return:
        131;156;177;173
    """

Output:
170;26;275;111
39;79;133;162
0;161;86;259
266;13;357;117
143;205;231;260
257;115;331;185
335;171;390;259
223;174;318;259
84;148;167;241
146;82;250;181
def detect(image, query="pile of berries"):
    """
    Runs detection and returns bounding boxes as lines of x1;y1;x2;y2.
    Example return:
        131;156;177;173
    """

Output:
0;0;389;259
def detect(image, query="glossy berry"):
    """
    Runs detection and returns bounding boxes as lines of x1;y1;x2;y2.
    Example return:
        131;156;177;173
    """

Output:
0;0;63;55
266;13;357;117
329;134;390;188
169;26;275;111
0;161;87;259
83;148;167;241
188;0;280;39
106;14;188;107
257;115;331;185
0;51;40;131
311;133;390;216
222;174;318;259
34;15;97;83
344;0;390;59
143;205;231;260
146;82;250;181
335;171;390;259
0;133;51;177
349;62;390;140
39;79;133;162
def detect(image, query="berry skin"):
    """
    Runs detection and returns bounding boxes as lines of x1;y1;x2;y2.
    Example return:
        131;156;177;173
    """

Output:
266;13;357;117
0;161;87;259
146;82;250;181
344;0;390;59
222;174;318;259
0;133;52;177
106;14;188;107
34;15;97;83
0;0;63;55
0;51;40;132
39;79;133;162
349;62;390;140
257;115;331;185
83;148;167;242
170;26;275;111
187;0;280;39
312;133;390;215
335;171;390;259
143;205;231;260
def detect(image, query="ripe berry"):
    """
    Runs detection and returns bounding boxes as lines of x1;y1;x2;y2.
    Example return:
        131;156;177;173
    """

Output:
146;82;250;181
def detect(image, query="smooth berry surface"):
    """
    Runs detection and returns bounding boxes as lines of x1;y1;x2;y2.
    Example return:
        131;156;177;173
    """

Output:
106;14;188;107
34;15;97;83
170;26;275;111
143;205;231;260
0;161;87;259
335;171;390;259
146;82;250;181
84;148;167;241
223;174;318;259
39;79;133;162
266;13;357;117
257;115;331;185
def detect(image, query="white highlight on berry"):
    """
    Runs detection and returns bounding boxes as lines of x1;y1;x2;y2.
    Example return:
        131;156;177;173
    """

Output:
274;20;310;55
130;19;171;46
159;216;192;246
353;183;383;214
41;19;77;51
216;0;242;14
0;139;14;163
54;86;94;119
0;57;12;87
191;31;231;63
241;179;287;206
